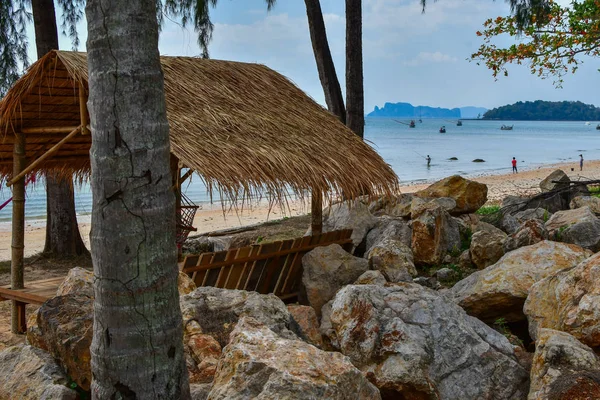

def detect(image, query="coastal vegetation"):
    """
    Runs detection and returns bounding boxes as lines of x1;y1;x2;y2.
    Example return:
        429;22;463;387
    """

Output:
483;100;600;120
471;0;600;86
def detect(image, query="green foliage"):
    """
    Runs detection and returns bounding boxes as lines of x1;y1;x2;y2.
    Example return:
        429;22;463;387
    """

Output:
471;0;600;86
476;205;500;215
461;227;473;252
493;317;524;347
589;186;600;198
256;236;264;244
543;209;550;222
483;100;600;121
0;0;30;96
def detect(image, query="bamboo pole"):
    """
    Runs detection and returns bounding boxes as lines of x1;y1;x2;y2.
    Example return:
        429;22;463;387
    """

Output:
79;83;90;135
6;125;81;187
11;132;26;334
21;126;80;134
311;189;323;235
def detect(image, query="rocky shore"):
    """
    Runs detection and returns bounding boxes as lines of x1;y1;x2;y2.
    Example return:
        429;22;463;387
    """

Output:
2;170;600;399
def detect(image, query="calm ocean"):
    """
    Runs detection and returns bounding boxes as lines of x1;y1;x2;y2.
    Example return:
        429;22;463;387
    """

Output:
1;118;598;223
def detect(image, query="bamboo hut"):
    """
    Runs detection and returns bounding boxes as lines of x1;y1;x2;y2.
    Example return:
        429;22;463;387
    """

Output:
0;50;398;332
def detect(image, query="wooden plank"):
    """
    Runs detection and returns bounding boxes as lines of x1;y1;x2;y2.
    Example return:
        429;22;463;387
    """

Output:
181;255;200;271
190;253;214;286
279;235;313;295
202;251;227;287
215;249;238;288
21;126;80;134
0;288;49;305
235;245;261;290
222;247;250;289
261;239;293;295
273;238;303;296
182;237;353;273
257;241;286;294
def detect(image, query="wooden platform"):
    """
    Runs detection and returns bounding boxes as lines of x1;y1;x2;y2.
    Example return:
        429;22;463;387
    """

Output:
0;276;64;305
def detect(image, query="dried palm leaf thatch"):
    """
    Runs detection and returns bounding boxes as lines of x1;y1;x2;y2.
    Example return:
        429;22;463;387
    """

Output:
0;50;398;202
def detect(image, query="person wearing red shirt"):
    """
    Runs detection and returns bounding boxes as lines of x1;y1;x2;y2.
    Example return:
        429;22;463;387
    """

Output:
512;157;518;174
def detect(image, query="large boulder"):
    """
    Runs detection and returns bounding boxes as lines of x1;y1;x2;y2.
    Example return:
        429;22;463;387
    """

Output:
322;201;378;249
513;207;551;224
410;196;457;218
180;286;297;347
368;194;413;218
365;216;411;252
354;270;387;285
325;284;529;399
365;238;416;283
540;169;570;193
0;345;77;400
529;329;600;400
302;244;368;316
56;267;93;297
504;219;548;253
571;195;600;214
449;241;590;322
545;206;600;251
207;317;381;400
524;251;600;347
186;334;222;384
26;294;93;391
287;304;323;348
469;223;507;269
411;204;461;265
415;175;488;214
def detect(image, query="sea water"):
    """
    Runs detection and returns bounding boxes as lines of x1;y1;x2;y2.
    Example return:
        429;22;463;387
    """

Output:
1;118;599;223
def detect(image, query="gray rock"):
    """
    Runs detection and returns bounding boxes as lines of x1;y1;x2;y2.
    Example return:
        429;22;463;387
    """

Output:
365;216;411;253
450;241;590;323
0;345;77;400
354;270;387;285
326;284;529;400
415;175;488;214
368;193;413;218
546;206;600;251
435;267;457;282
504;219;548;252
469;224;507;269
180;286;297;347
413;276;441;289
528;329;600;400
514;207;551;224
56;267;93;297
540;169;570;193
208;317;381;400
411;204;461;265
190;383;213;400
570;195;600;214
302;244;369;316
458;249;474;270
365;238;416;283
26;294;93;391
183;236;233;254
322;200;378;249
410;196;457;219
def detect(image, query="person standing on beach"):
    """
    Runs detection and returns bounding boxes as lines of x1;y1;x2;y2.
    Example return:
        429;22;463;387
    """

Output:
426;155;431;167
580;154;584;171
512;157;518;173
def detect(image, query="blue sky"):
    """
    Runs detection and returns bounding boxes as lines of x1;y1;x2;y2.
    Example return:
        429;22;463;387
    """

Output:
33;0;600;111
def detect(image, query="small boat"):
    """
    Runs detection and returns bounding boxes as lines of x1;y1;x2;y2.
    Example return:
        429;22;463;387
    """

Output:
596;124;600;130
586;122;591;125
457;120;462;126
409;120;416;128
500;125;514;130
439;126;446;133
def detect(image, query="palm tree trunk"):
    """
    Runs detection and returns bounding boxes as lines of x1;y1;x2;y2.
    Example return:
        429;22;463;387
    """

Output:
304;0;346;123
86;0;189;398
345;0;364;139
31;0;88;257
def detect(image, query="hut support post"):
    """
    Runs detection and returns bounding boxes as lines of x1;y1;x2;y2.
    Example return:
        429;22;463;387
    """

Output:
79;83;90;135
11;132;26;334
311;190;323;235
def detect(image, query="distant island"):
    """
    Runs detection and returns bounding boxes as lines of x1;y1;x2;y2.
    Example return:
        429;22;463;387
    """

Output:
367;102;487;119
483;100;600;120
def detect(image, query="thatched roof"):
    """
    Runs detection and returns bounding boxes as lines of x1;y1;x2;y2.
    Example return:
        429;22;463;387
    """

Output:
0;50;398;200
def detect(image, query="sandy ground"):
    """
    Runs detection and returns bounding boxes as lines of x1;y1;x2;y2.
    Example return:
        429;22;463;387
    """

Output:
1;160;599;262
